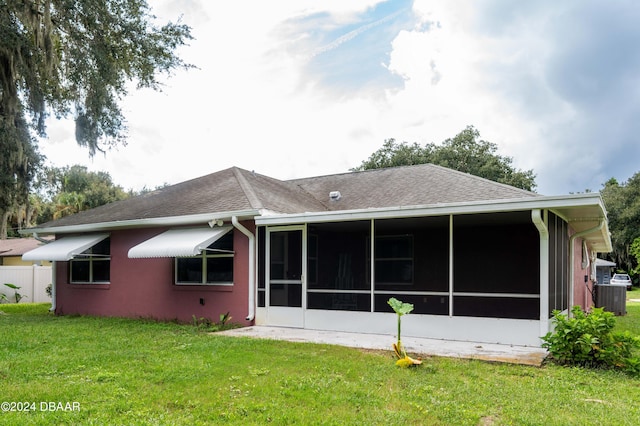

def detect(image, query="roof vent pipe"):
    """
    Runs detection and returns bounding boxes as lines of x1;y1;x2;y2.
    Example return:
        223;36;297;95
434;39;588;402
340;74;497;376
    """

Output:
329;191;341;201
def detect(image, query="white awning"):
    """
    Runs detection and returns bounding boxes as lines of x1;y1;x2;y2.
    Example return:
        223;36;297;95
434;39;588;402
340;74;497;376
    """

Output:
128;226;232;258
21;234;109;261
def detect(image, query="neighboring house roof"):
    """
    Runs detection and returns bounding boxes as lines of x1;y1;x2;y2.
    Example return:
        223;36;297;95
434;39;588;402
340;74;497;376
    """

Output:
0;237;53;257
20;164;612;252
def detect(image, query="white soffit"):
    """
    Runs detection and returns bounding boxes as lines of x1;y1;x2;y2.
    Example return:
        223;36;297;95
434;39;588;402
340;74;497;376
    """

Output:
128;226;232;258
21;234;109;261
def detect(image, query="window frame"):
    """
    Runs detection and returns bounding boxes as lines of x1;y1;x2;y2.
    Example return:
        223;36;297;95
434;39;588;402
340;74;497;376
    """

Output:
174;232;234;286
69;238;111;284
374;234;414;286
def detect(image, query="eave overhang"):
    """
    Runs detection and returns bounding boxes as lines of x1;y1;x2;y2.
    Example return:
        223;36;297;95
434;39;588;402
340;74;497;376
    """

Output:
19;209;261;236
256;193;612;252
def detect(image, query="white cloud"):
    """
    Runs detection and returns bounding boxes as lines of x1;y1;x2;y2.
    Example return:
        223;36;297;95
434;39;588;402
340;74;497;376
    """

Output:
38;1;640;196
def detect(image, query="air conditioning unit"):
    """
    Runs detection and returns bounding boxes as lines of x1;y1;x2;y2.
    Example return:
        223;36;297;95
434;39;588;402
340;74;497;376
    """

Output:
595;284;627;316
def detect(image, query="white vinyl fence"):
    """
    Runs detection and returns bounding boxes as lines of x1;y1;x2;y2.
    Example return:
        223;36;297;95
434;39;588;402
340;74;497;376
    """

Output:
0;266;52;304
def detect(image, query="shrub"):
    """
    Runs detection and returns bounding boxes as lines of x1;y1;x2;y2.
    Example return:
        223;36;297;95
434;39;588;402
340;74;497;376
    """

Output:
542;306;640;376
191;312;237;331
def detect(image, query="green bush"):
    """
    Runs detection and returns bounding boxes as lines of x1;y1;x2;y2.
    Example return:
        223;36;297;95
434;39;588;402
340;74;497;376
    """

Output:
542;306;640;376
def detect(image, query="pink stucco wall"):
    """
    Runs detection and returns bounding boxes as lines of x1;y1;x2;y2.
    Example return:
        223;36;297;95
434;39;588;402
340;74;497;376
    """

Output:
54;222;255;325
572;236;594;310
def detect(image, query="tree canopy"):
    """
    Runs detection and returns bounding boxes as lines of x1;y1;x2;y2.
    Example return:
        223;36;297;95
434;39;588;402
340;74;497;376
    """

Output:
353;126;537;192
600;174;640;278
46;164;129;220
0;0;192;237
2;164;130;237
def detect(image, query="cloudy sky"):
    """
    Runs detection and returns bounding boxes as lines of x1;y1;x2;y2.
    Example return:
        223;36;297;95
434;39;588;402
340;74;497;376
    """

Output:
39;0;640;195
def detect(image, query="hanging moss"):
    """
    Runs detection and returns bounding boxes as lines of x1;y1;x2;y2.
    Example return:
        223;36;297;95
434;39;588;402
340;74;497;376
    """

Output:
0;0;192;236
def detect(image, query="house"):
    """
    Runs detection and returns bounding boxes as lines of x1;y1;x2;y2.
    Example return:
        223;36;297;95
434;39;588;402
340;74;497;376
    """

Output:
0;238;53;303
0;237;52;266
595;258;616;285
21;164;611;346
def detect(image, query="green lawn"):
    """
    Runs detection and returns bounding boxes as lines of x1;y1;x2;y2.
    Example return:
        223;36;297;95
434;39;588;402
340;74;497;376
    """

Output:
1;303;639;425
627;285;640;300
620;287;640;335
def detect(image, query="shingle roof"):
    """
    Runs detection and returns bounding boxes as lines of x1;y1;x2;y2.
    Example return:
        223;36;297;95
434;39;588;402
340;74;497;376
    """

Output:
0;237;53;257
30;164;540;230
290;164;538;210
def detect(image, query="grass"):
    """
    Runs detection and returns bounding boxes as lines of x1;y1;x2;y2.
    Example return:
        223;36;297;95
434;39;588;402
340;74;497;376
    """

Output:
627;285;640;300
1;303;639;425
619;287;640;335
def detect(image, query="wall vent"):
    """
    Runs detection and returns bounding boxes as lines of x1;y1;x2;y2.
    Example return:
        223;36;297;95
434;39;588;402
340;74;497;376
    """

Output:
329;191;341;201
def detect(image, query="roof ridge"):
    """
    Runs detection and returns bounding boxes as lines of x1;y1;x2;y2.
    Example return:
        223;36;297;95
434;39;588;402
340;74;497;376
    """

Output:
288;163;440;183
232;167;265;210
426;164;539;195
289;163;536;196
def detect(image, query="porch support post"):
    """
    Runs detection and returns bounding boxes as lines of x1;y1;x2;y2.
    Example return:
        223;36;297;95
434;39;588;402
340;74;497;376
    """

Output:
532;209;549;339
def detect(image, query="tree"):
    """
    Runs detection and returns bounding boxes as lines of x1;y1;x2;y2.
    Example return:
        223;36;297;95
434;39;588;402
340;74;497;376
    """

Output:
630;237;640;277
0;0;193;237
353;139;432;170
3;164;131;234
353;126;537;191
57;165;128;208
600;174;640;279
0;112;43;238
37;164;129;222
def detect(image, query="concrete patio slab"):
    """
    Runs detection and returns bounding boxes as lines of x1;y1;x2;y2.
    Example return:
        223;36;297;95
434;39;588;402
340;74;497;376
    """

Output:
219;326;548;366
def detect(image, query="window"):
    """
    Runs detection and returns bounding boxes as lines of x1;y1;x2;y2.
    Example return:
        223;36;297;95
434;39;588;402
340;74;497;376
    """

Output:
70;238;110;284
175;231;234;285
375;235;414;285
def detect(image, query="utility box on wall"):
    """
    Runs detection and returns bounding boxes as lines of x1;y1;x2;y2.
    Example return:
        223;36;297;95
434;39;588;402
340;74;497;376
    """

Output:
595;284;627;316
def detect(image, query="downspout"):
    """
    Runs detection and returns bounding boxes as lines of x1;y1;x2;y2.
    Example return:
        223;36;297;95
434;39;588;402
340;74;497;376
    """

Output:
33;233;56;312
532;209;549;339
33;232;52;244
231;216;255;321
50;262;56;312
568;219;605;315
588;251;597;307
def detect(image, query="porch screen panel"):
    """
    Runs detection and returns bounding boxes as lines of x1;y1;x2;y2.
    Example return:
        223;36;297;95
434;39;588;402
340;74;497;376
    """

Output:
373;216;449;315
548;214;557;311
452;212;540;319
308;293;370;311
374;294;449;315
269;230;302;307
257;227;266;307
453;212;539;294
307;221;370;311
454;296;539;319
548;212;569;314
374;217;449;292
